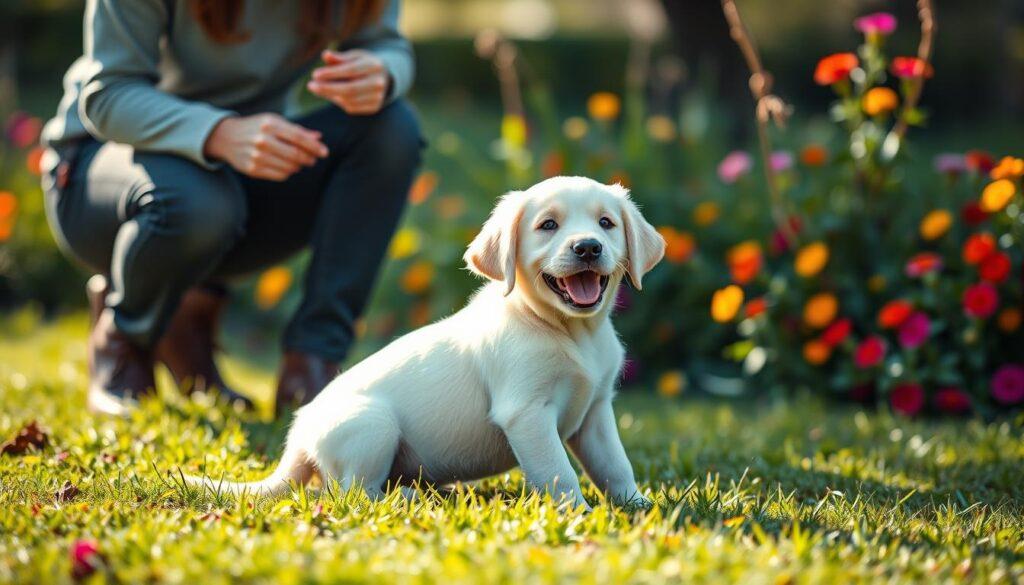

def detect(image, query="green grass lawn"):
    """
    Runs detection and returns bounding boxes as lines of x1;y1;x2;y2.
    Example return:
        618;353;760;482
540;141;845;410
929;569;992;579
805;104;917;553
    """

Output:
1;315;1023;583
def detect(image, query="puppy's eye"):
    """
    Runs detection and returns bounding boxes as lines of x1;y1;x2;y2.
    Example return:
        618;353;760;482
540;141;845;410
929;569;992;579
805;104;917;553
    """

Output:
599;217;615;229
538;219;558;231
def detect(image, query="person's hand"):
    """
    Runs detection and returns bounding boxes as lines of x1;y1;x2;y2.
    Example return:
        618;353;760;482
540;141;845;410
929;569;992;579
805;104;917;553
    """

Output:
307;49;391;115
204;114;328;181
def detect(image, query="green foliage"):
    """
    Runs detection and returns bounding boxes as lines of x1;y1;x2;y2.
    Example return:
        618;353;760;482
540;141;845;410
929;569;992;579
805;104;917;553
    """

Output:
1;317;1023;583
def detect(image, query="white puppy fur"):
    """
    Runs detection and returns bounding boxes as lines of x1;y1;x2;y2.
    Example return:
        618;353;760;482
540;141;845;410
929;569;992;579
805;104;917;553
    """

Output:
189;176;666;509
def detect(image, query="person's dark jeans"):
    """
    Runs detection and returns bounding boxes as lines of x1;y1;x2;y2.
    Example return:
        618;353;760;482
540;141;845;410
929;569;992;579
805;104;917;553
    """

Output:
43;101;423;362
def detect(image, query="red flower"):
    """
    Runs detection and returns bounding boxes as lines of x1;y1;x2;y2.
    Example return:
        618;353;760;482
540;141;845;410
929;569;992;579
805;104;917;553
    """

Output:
905;252;943;278
821;318;852;347
964;150;996;174
70;539;103;579
854;336;887;369
745;297;768;319
960;202;989;226
814;53;859;86
979;251;1011;283
768;216;803;255
991;364;1024;405
890;56;934;79
934;387;971;414
890;383;925;416
897;311;931;349
962;282;999;319
963;232;997;265
878;300;914;329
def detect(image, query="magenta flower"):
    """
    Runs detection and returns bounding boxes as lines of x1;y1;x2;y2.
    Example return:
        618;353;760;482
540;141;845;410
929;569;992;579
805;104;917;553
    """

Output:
897;311;931;349
854;12;897;36
70;539;103;579
770;151;794;172
991;364;1024;405
933;153;967;175
4;111;42;149
621;356;642;385
718;151;753;184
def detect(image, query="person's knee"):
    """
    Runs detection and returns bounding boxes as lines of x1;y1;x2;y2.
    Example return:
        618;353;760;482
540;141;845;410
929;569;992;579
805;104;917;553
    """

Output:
358;100;424;173
134;161;246;256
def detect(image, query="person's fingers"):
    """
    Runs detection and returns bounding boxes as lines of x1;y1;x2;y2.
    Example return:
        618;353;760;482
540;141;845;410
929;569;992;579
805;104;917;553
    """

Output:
268;119;329;158
251;151;300;178
312;56;384;82
321;48;369;64
258;135;317;167
310;76;386;101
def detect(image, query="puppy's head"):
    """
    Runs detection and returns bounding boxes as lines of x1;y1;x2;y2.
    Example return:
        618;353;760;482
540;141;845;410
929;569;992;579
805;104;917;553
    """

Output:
464;176;665;318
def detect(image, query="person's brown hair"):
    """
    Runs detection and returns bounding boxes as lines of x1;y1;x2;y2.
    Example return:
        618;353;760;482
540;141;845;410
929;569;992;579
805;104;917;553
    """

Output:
189;0;386;56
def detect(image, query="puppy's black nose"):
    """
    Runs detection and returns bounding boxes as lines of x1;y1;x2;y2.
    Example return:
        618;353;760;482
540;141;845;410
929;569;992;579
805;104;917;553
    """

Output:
572;239;603;261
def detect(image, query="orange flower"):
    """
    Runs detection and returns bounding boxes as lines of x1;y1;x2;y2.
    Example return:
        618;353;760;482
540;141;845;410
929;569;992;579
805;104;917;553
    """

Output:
657;370;686;397
541;151;565;178
919;209;952;240
255;266;292;309
803;339;832;365
711;285;744;323
657;226;696;264
609;171;631;188
803;292;838;329
980;179;1016;212
794;241;829;278
727;240;762;285
692;202;720;227
401;261;434;295
890;56;933;79
878;299;913;329
0;191;17;242
26;146;45;176
409;301;431;327
745;297;768;319
814;53;858;85
435;195;466;220
800;145;828;167
862;87;899;116
587;92;621;121
990;156;1024;181
408;171;438;205
963;232;997;265
645;115;677;143
998;307;1022;333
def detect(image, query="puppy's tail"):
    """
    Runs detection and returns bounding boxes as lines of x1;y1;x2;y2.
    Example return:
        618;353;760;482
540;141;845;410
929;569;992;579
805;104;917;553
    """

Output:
184;443;315;498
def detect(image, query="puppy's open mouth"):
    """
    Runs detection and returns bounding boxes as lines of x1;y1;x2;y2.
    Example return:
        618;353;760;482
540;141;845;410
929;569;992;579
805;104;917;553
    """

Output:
542;271;609;309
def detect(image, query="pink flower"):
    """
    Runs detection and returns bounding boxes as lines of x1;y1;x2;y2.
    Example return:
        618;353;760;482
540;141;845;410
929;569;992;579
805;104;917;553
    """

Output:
854;335;887;369
934;387;971;414
933;153;967;175
70;539;103;579
962;282;999;319
770;151;794;172
897;311;930;349
4;111;42;149
854;12;897;36
905;252;943;278
991;364;1024;405
890;383;924;416
718;151;753;184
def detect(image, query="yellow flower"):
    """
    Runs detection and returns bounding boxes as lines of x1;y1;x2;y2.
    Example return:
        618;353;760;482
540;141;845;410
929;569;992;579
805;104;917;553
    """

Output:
711;285;744;323
794;241;829;278
562;116;589;141
255;266;292;310
919;209;953;240
998;307;1022;333
645;115;677;143
388;228;421;260
803;340;832;365
862;87;899;116
401;261;434;295
803;292;838;329
980;179;1016;212
587;92;621;121
693;201;720;227
990;156;1024;180
657;370;686;398
501;114;527;149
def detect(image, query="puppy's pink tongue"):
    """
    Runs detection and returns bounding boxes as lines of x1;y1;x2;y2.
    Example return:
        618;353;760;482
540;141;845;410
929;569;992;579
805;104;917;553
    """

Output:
561;272;602;305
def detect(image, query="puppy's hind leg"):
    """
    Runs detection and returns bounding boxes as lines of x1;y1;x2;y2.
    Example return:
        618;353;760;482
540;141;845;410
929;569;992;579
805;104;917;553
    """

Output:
318;408;401;501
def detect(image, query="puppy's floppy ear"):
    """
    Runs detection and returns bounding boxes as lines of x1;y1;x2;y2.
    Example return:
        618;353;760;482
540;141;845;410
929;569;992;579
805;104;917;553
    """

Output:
615;186;665;290
464;191;526;295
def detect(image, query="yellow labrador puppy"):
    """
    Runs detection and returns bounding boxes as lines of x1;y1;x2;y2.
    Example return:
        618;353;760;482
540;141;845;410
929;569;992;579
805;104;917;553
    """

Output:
192;176;665;509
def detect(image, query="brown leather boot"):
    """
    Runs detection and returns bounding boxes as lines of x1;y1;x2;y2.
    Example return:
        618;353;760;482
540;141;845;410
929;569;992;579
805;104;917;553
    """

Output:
153;287;253;409
275;351;339;413
88;309;157;417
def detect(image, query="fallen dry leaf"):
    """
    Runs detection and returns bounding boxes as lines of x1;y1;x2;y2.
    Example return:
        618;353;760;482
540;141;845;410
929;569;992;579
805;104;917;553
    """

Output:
55;481;80;503
0;421;48;456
